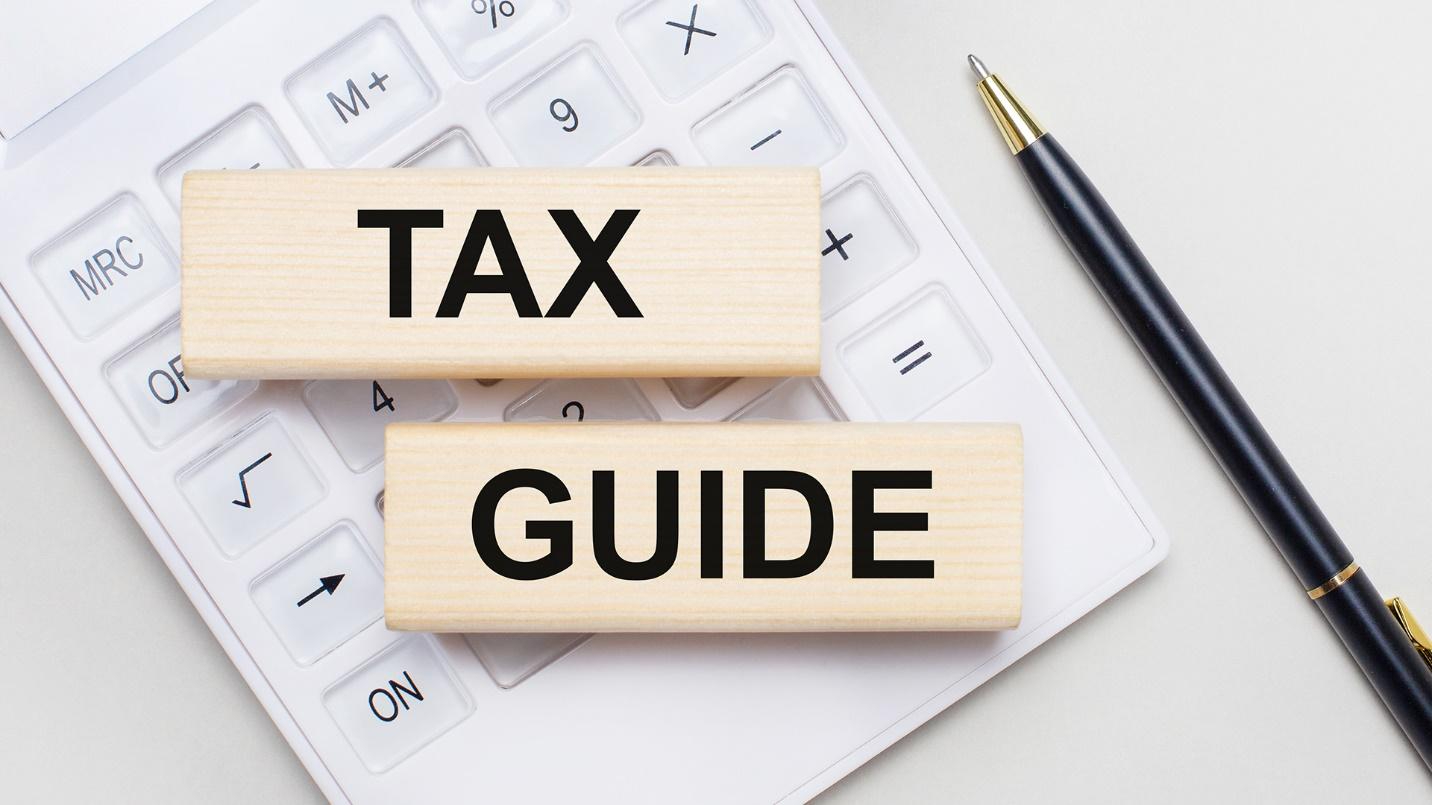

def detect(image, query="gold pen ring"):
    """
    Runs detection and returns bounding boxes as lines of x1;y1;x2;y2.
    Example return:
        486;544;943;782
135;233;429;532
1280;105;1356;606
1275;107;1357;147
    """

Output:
1307;562;1360;601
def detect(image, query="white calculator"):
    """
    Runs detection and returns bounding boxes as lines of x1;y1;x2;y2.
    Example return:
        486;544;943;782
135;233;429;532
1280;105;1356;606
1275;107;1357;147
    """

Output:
0;1;1169;801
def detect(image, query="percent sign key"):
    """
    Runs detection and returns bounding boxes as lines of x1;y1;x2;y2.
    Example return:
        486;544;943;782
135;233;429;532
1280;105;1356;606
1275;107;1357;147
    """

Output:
471;0;516;28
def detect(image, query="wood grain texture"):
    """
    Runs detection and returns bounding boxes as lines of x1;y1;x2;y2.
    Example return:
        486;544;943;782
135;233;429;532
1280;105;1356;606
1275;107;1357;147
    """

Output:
384;422;1022;632
180;168;819;379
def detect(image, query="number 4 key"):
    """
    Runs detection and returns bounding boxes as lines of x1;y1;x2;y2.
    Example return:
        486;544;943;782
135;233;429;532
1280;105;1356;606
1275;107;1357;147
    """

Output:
373;380;397;413
302;380;459;471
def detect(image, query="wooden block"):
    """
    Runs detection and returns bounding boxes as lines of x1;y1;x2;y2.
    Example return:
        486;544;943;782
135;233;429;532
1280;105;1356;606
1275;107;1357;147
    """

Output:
180;168;819;379
384;422;1022;632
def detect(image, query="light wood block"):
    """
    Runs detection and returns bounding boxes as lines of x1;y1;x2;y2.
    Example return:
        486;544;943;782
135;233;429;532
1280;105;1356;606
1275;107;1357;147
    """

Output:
180;168;819;379
384;422;1022;632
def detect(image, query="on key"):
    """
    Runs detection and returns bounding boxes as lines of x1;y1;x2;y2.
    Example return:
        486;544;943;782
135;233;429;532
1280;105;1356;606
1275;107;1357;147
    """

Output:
323;637;473;772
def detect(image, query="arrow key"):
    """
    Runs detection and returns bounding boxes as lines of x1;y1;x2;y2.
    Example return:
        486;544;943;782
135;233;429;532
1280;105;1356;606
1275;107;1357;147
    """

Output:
250;522;383;666
297;573;345;607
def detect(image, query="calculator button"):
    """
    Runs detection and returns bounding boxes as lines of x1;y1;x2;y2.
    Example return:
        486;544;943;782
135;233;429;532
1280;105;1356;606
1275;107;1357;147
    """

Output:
465;634;587;689
303;380;458;471
324;637;473;773
178;417;326;557
664;377;735;409
157;107;298;209
820;175;918;314
29;195;177;339
619;0;770;99
398;129;486;167
692;67;843;166
415;0;568;79
841;287;991;420
490;46;641;166
104;320;257;447
285;21;437;165
504;379;657;422
731;378;843;421
636;149;676;166
250;523;383;666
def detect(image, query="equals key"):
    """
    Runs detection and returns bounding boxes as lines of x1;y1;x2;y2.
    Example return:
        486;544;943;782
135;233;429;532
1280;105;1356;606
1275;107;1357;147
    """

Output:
893;340;932;375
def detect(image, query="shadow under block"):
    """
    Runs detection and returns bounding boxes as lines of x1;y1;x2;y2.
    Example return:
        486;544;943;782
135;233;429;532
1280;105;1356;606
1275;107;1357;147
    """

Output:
384;422;1023;632
180;168;819;379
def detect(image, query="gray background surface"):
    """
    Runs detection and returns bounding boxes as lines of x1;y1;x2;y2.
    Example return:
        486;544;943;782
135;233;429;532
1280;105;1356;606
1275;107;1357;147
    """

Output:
4;0;1432;801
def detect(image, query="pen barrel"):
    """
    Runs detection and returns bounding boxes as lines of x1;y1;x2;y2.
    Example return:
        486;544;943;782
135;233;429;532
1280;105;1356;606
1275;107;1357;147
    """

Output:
1318;569;1432;764
1015;134;1348;587
1015;133;1432;765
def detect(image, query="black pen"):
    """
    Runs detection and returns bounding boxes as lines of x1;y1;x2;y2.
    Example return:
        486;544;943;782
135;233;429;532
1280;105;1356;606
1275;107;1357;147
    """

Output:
966;54;1432;768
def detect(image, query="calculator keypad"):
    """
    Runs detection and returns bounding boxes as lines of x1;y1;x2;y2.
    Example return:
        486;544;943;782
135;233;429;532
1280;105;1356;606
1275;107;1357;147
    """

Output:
157;107;298;209
841;287;991;420
105;320;257;447
505;379;658;422
619;0;770;99
323;637;473;773
665;377;736;409
286;20;438;165
398;129;487;168
732;378;844;421
465;634;588;689
250;522;383;666
490;46;641;166
30;195;176;339
416;0;568;80
692;67;843;166
177;417;326;557
303;380;458;471
636;149;677;167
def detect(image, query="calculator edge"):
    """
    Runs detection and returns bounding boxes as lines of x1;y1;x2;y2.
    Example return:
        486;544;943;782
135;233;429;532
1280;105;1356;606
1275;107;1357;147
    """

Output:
0;291;353;803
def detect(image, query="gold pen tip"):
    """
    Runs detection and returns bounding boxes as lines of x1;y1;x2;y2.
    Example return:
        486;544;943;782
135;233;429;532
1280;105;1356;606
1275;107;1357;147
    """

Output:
969;55;1045;153
967;54;991;81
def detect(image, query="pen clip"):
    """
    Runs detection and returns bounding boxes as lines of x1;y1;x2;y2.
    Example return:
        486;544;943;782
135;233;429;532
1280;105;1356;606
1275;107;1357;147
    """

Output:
1386;597;1432;671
